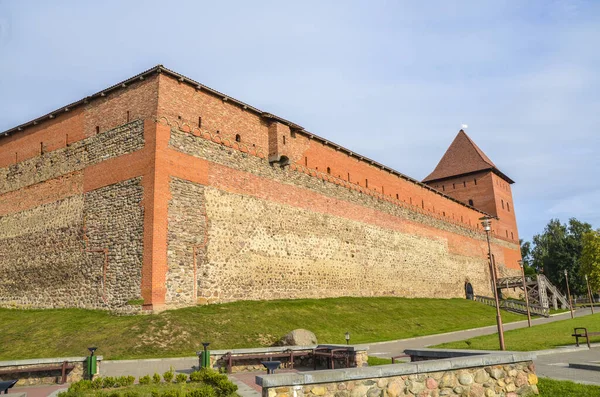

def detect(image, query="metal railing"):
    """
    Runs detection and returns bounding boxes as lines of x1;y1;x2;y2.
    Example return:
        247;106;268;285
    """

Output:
474;295;549;317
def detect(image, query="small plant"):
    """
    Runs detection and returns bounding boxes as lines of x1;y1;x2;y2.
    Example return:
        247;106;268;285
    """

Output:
186;386;217;397
116;375;135;387
153;372;162;384
163;367;175;383
151;390;160;397
92;377;104;389
161;390;183;397
215;378;238;397
175;373;188;383
123;391;140;397
126;298;144;305
107;392;121;397
189;371;202;383
102;376;118;389
138;375;151;385
67;379;93;393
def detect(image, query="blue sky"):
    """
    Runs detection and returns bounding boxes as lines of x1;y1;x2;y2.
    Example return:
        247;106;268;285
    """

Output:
0;0;598;242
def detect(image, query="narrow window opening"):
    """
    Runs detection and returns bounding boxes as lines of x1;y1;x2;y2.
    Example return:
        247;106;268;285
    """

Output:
127;111;130;122
507;203;510;212
501;199;505;209
15;152;18;163
40;142;44;155
461;215;463;222
365;179;368;188
443;211;446;217
305;157;308;166
463;181;466;187
235;134;241;142
442;185;445;191
347;173;350;181
198;117;202;128
216;130;220;134
421;199;424;209
474;178;477;185
506;230;509;237
511;232;514;240
410;197;413;205
382;186;385;194
327;167;331;174
283;136;286;145
95;126;100;134
396;193;399;200
468;199;474;206
65;134;69;146
453;183;456;189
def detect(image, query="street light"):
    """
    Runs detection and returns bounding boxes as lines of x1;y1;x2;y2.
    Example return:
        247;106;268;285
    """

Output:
345;332;350;345
564;270;574;319
480;216;505;350
518;260;532;327
585;275;594;315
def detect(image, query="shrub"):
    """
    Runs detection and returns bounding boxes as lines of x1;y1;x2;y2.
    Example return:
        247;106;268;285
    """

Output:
186;385;217;397
153;373;162;384
151;390;160;397
161;390;182;397
163;368;175;383
138;375;151;385
175;373;188;384
188;371;202;383
68;379;93;393
215;378;238;397
116;376;135;387
123;392;140;397
102;376;118;389
107;392;121;397
92;377;104;389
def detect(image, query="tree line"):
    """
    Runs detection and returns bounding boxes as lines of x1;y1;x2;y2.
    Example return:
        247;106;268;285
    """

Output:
520;218;600;296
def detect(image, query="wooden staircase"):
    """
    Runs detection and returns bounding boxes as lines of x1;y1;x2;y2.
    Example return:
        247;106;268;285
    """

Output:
474;295;549;317
496;274;570;311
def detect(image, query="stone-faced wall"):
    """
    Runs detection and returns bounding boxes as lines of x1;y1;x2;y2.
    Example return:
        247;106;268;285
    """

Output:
167;125;520;304
166;177;207;305
257;351;539;397
0;120;146;309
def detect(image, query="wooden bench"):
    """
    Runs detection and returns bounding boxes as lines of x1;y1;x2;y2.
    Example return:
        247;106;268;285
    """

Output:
0;361;75;384
572;327;600;348
391;354;411;364
223;350;310;374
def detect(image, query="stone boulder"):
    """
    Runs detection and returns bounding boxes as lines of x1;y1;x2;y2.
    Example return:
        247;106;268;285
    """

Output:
276;329;318;346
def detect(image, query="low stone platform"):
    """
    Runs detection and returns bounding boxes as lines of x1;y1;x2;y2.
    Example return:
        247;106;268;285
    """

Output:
568;361;600;372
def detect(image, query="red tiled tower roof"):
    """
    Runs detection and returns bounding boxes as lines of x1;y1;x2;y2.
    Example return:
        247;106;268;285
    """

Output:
423;130;514;184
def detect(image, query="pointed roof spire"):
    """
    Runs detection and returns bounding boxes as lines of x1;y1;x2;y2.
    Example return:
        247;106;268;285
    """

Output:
423;130;514;184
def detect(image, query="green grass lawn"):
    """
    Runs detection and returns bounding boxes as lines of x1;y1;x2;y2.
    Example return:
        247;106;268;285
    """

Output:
434;313;600;351
538;378;600;397
0;297;525;360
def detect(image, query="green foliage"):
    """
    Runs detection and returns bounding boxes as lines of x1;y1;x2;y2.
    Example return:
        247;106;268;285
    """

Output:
175;373;188;384
580;230;600;292
68;379;93;393
153;373;162;384
92;377;104;389
538;377;600;396
185;385;216;397
126;299;145;306
103;377;118;389
188;371;202;383
187;369;236;397
116;376;136;387
160;390;182;397
531;218;593;295
123;391;140;397
519;239;537;276
163;368;175;383
138;375;151;385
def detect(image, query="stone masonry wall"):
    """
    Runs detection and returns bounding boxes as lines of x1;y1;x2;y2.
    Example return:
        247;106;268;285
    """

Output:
168;127;520;304
262;361;539;397
0;120;144;195
166;177;207;305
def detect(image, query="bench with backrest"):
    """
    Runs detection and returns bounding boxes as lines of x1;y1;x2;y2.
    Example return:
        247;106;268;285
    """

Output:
312;347;353;370
572;327;600;348
222;350;311;374
0;361;75;384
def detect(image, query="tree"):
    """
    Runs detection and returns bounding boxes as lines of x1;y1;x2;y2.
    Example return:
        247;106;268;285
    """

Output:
519;239;537;276
531;218;592;295
580;230;600;294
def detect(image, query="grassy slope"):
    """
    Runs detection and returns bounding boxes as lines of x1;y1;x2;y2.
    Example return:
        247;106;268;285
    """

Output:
0;297;525;360
538;378;600;397
435;313;600;351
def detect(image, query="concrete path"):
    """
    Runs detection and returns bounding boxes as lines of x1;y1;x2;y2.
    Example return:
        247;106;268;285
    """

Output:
534;346;600;385
358;308;595;358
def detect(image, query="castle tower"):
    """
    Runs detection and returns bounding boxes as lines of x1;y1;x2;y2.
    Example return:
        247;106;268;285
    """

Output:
423;130;519;245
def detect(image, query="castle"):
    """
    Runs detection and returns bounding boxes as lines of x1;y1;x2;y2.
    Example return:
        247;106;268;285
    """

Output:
0;66;521;311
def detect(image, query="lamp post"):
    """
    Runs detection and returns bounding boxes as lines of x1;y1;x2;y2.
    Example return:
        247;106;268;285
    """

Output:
345;332;350;345
480;216;505;351
564;270;574;319
518;260;532;327
585;275;594;315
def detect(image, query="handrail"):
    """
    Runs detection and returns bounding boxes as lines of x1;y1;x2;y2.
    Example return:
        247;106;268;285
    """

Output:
474;295;549;317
